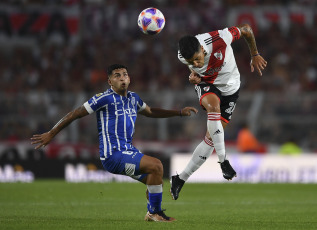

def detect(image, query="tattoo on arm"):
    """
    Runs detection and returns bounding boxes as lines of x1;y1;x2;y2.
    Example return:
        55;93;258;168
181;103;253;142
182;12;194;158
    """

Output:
51;106;88;136
238;24;258;56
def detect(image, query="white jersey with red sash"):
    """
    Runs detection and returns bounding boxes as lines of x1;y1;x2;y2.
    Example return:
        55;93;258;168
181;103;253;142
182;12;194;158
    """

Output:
178;27;241;96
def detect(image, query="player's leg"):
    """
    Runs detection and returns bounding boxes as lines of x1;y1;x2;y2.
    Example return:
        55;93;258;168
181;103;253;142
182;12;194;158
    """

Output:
139;155;175;222
170;135;214;200
204;126;236;180
179;135;215;181
201;93;236;180
170;85;219;199
195;84;227;164
204;119;228;161
100;150;174;222
201;93;226;160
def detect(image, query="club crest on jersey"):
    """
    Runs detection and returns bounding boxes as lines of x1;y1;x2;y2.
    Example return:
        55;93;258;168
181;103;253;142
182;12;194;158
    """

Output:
131;97;136;106
203;86;210;92
214;50;223;60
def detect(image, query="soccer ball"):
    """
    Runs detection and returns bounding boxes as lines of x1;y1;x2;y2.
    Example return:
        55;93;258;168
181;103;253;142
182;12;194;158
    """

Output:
137;7;165;35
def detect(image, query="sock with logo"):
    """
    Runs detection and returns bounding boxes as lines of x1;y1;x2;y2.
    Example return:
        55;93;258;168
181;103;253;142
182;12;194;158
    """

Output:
147;185;162;213
207;112;226;163
179;137;214;181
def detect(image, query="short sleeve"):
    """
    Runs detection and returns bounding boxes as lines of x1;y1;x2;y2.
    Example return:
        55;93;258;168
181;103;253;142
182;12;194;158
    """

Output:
228;26;241;42
218;27;241;45
83;101;94;114
83;93;109;114
132;92;146;112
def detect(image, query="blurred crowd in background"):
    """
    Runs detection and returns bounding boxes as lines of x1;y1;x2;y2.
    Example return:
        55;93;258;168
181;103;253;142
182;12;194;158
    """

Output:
0;0;316;153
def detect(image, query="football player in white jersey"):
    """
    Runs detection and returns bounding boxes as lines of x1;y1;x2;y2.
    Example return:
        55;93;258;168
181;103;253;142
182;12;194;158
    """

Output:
31;64;198;222
170;24;267;200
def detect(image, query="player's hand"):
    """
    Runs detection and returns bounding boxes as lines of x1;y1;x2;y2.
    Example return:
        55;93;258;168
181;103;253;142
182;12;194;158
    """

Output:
251;55;267;76
189;72;201;84
180;107;198;117
30;132;54;149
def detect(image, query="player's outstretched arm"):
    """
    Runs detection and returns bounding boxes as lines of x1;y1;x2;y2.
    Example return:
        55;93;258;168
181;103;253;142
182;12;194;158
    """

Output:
139;105;198;118
31;105;89;149
237;24;267;76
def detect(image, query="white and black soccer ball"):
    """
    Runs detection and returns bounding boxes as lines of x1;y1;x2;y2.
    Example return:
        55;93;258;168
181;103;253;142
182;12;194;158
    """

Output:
137;7;165;35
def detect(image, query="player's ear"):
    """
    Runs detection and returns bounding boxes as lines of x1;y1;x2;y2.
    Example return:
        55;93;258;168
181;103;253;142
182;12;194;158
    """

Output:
108;78;112;86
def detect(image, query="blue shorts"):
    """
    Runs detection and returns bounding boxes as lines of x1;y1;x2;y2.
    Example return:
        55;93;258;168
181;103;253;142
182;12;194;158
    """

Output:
100;149;147;181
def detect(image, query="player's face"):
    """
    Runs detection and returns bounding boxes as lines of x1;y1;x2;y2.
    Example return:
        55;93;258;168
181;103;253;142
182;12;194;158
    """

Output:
108;68;130;95
186;46;205;68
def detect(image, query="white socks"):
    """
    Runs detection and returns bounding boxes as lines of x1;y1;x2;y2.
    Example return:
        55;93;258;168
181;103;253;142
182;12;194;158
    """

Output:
178;112;227;182
207;112;226;163
147;184;163;193
179;138;214;181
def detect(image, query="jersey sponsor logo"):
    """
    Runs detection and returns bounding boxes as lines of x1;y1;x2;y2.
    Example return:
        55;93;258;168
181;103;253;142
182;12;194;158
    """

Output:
203;62;226;76
115;108;137;116
214;50;223;60
95;93;103;97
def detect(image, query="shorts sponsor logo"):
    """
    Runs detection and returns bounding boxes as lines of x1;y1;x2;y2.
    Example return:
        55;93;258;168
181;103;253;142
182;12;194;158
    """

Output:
225;102;236;114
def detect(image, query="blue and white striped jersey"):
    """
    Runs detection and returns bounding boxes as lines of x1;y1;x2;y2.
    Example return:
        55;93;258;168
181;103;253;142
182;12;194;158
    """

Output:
83;88;146;159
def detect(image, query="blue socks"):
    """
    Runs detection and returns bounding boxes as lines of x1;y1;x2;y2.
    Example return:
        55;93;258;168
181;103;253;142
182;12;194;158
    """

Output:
147;184;163;213
148;192;162;213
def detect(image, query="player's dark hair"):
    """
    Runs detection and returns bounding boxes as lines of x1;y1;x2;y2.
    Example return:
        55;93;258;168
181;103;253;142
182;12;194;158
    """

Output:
178;35;200;60
107;64;128;77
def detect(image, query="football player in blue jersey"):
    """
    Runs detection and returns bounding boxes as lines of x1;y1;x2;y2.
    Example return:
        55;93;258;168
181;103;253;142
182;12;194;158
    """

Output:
31;64;198;222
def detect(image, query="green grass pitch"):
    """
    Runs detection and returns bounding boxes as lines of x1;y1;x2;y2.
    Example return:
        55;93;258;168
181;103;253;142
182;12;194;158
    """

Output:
1;180;316;230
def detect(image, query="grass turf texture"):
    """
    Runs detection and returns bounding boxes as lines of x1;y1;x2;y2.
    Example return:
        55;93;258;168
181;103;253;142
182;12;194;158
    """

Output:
0;181;316;230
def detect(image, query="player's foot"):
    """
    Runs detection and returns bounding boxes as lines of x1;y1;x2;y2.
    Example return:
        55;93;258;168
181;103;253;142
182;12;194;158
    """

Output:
144;210;176;222
170;174;185;200
219;160;236;180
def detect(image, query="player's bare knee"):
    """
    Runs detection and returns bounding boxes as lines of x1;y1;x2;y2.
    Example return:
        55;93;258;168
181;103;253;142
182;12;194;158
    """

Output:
151;158;163;175
204;103;220;113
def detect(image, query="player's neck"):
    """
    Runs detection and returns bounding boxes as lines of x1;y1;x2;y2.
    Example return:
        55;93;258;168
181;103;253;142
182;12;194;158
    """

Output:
113;88;127;97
